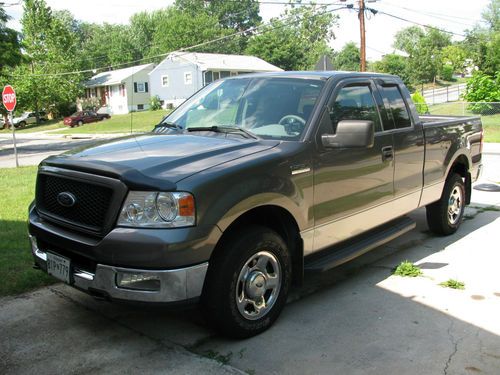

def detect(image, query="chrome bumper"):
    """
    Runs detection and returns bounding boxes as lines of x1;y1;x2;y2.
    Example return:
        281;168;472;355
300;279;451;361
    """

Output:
30;235;208;303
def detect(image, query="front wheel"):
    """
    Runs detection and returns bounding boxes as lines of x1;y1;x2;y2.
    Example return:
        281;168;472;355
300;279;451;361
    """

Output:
202;226;291;338
77;120;83;126
426;173;466;235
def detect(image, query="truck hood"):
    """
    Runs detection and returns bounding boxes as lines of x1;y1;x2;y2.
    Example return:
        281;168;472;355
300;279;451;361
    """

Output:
41;133;280;190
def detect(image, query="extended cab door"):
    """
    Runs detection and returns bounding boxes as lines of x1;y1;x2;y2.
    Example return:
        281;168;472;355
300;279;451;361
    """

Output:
311;78;395;252
375;79;424;210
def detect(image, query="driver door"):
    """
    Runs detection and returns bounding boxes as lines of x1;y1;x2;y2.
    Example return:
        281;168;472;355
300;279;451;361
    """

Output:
312;78;395;251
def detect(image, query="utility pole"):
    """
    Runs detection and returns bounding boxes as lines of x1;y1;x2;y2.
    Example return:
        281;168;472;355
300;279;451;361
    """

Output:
358;0;366;72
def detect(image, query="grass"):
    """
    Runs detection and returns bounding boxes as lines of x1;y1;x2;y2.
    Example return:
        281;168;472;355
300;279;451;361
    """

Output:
419;77;468;92
0;166;55;297
393;261;423;277
439;279;465;290
0;110;170;135
426;102;500;143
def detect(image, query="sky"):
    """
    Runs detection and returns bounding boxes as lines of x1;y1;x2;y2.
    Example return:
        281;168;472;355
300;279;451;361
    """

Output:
3;0;491;61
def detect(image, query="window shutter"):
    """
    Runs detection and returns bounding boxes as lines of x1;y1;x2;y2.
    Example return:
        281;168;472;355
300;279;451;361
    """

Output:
134;82;138;93
145;82;148;93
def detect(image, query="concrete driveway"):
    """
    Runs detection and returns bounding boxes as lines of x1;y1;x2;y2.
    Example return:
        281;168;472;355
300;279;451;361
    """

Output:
1;146;499;375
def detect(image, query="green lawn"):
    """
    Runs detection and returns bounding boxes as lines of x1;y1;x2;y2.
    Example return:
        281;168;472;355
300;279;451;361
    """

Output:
54;110;169;135
0;110;170;135
0;166;55;297
426;103;500;143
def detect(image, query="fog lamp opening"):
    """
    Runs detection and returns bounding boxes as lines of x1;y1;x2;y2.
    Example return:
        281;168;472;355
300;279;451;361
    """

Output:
116;272;161;291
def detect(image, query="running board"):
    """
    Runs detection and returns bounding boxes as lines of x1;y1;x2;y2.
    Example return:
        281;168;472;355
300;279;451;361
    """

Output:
304;216;416;273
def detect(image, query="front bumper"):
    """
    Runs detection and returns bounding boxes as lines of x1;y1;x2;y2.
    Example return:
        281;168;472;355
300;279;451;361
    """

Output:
30;235;208;303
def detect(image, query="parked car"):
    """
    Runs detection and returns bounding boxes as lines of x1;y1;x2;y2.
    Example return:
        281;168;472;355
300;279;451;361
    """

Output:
28;72;482;338
63;110;111;127
12;111;48;128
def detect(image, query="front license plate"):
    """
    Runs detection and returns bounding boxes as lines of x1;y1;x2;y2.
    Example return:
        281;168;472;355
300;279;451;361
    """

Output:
46;252;71;284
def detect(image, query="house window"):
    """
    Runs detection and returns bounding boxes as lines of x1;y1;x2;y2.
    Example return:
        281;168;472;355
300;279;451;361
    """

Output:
134;82;148;93
204;71;213;85
184;72;192;85
230;72;238;76
161;75;169;87
220;71;230;78
120;84;125;97
213;71;220;81
137;104;144;110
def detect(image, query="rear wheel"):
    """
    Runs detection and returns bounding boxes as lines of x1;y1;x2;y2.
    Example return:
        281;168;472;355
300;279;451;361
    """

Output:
77;120;83;126
426;173;465;235
202;226;291;338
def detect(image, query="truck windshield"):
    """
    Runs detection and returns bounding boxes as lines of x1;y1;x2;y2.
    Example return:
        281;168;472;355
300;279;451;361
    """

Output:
163;77;325;140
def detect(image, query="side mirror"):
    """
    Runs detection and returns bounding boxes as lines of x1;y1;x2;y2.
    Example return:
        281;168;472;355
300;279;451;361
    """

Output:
321;120;374;149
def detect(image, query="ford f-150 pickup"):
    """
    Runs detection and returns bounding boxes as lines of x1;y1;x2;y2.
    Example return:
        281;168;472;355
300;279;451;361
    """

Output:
28;72;483;338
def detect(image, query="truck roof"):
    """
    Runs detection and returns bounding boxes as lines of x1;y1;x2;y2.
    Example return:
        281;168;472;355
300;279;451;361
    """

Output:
229;71;397;81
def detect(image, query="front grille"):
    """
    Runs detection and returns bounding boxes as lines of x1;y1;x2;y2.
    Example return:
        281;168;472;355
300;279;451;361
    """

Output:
36;173;114;234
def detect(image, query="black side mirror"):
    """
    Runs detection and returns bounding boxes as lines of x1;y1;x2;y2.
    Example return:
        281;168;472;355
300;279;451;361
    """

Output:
321;120;374;149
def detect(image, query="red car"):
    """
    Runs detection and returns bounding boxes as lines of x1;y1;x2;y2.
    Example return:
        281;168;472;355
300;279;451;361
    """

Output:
63;111;111;127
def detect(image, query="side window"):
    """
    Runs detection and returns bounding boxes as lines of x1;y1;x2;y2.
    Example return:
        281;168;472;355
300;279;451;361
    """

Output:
380;85;412;129
326;84;382;133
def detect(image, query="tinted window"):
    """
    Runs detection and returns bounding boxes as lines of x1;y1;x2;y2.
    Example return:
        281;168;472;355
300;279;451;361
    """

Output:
328;84;382;133
381;85;412;129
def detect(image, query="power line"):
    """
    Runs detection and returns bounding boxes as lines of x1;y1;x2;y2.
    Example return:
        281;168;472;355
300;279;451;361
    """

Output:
380;2;477;28
370;8;467;37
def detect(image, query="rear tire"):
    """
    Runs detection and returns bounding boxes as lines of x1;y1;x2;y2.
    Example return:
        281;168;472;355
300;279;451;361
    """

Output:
426;173;465;235
201;226;291;338
77;120;83;126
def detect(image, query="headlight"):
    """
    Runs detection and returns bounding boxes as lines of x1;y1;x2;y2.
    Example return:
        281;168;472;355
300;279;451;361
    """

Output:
117;191;195;228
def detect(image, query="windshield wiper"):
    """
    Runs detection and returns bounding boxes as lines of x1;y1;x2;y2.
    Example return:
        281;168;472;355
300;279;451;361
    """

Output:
153;121;183;133
186;125;259;139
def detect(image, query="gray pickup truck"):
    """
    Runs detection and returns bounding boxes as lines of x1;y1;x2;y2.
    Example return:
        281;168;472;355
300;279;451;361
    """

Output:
29;72;482;338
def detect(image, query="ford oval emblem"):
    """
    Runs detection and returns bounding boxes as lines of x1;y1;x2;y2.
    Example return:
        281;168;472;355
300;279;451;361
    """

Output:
57;192;76;207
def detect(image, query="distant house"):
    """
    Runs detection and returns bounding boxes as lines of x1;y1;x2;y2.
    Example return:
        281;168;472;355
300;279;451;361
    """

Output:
149;52;283;108
80;63;154;114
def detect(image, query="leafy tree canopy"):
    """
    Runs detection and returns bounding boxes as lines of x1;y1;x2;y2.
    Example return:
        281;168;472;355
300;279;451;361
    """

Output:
245;5;337;71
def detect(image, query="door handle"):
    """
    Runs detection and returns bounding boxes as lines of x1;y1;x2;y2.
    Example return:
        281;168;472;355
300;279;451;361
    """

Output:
381;146;394;162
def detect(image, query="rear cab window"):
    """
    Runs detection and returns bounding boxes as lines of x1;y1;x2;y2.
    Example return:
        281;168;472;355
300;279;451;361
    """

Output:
379;84;412;129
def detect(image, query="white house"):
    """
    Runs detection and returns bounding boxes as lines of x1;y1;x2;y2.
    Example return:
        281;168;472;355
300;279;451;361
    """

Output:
81;63;154;114
149;52;283;108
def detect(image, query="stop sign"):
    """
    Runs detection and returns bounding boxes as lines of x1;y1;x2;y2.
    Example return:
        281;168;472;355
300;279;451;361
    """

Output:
2;85;16;112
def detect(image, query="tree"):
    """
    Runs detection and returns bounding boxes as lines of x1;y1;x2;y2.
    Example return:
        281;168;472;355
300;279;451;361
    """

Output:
0;8;22;124
333;42;360;71
440;45;468;74
146;7;239;57
371;54;411;87
462;71;500;113
12;0;83;116
482;0;500;32
175;0;261;31
245;5;337;71
393;26;451;85
393;26;424;56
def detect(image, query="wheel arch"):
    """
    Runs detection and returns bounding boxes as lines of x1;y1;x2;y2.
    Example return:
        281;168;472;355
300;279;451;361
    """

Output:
446;153;472;204
212;204;304;286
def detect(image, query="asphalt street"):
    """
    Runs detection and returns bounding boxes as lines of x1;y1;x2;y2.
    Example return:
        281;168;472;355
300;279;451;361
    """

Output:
0;140;499;374
0;132;125;168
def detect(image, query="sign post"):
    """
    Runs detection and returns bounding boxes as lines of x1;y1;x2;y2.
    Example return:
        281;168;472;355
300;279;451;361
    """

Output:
2;85;18;167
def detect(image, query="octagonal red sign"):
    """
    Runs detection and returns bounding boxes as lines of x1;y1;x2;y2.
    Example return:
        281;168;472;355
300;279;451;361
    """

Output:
2;85;16;112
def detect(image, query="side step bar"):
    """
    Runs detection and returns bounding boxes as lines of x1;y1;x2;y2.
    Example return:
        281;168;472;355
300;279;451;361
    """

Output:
304;216;416;273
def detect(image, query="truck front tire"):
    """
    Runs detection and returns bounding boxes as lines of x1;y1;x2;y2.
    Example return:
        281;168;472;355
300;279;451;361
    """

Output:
426;173;465;235
202;226;291;338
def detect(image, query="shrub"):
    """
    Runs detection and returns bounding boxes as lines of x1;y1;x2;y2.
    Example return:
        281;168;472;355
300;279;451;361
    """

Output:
439;279;465;290
411;92;429;114
463;71;500;114
440;64;454;81
150;95;162;111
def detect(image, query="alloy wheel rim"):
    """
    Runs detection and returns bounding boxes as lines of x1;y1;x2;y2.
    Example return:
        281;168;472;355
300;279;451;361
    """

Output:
448;185;463;225
235;251;281;321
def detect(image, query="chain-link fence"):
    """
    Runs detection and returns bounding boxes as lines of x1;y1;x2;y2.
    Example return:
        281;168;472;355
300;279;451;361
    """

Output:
415;102;500;117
